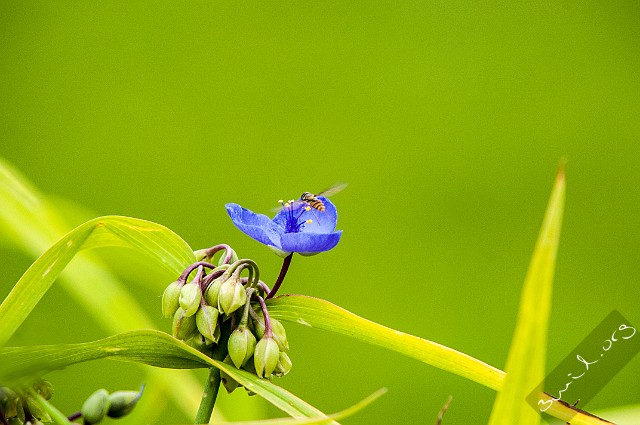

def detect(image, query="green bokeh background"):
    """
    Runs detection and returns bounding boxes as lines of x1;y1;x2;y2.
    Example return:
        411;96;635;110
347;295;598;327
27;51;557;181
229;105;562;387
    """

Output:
1;1;639;423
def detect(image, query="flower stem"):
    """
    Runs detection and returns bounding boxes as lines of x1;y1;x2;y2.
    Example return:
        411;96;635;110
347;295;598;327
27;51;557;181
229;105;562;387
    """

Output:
256;295;273;337
194;329;229;424
194;367;222;425
67;411;82;422
267;254;293;299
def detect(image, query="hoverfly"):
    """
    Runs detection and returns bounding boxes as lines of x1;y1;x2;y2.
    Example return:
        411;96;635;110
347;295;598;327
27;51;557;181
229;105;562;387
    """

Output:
273;183;348;213
299;183;348;212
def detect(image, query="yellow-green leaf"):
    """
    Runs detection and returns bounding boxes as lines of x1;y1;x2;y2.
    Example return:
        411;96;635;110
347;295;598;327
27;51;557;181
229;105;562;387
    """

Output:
213;388;387;425
0;215;194;347
267;294;505;391
487;166;565;425
0;330;340;422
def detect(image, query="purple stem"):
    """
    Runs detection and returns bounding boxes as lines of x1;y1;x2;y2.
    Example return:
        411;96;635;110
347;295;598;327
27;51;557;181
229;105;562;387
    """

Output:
203;268;226;287
203;244;234;264
266;253;293;299
258;281;271;295
240;279;270;296
255;295;272;337
67;411;82;422
179;261;216;282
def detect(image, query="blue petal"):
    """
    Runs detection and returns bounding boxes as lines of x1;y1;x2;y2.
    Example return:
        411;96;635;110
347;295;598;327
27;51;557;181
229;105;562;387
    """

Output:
225;203;281;247
279;230;342;255
272;196;338;233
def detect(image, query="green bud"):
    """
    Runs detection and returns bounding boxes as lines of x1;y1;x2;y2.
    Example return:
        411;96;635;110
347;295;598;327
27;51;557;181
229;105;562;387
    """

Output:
196;304;219;341
242;356;257;374
219;356;240;393
172;307;197;340
106;386;144;418
218;277;246;315
26;395;51;422
273;351;293;377
253;336;280;378
185;333;214;353
251;309;289;351
31;379;53;400
228;327;256;368
161;281;183;318
204;277;223;308
179;281;202;317
0;387;21;419
7;418;23;425
81;389;110;425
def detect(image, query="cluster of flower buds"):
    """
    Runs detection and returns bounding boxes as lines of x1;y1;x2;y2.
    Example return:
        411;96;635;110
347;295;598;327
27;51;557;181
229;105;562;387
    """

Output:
162;245;292;393
0;379;53;425
78;386;144;425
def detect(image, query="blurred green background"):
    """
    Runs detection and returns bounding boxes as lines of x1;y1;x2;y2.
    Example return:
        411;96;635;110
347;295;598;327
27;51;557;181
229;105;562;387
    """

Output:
1;1;639;423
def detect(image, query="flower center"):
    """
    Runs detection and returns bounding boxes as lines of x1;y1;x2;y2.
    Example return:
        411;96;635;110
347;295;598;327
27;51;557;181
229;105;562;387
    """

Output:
279;200;313;233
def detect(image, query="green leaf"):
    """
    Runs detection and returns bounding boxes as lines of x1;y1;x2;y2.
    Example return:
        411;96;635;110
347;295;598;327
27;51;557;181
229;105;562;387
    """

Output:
0;157;213;419
213;388;387;425
0;330;338;422
267;295;505;391
487;166;565;425
0;215;194;347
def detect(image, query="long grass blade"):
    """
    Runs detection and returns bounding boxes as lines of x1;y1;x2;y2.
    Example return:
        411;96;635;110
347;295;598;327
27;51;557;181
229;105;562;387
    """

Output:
487;166;565;425
0;157;210;419
267;294;505;391
0;215;194;347
0;329;339;422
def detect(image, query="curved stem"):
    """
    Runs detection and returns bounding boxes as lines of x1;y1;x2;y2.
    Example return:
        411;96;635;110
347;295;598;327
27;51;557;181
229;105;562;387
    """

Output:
267;254;293;299
179;261;216;282
256;295;272;337
226;259;260;287
239;288;255;327
203;244;234;264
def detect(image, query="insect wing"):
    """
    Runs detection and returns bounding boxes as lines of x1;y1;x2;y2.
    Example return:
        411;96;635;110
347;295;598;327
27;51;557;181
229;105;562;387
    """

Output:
317;182;348;198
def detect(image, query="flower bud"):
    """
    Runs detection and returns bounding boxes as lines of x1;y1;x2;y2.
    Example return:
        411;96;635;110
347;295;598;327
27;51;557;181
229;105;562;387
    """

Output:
106;386;144;418
228;327;256;368
179;281;202;317
253;336;280;378
273;351;293;377
81;389;110;425
26;395;51;422
0;387;22;419
218;277;246;315
161;281;183;318
31;379;53;400
196;304;219;342
242;356;257;374
251;309;289;351
219;356;240;393
204;277;223;307
185;333;214;353
172;307;197;340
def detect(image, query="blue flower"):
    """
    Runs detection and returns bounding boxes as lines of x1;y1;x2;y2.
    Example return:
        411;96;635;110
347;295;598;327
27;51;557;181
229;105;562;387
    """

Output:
225;197;342;256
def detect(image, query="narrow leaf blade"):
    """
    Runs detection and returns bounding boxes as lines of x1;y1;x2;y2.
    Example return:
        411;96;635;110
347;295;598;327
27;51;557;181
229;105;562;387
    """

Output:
0;330;337;422
0;215;194;347
214;388;387;425
0;157;210;419
267;295;505;391
487;166;566;424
